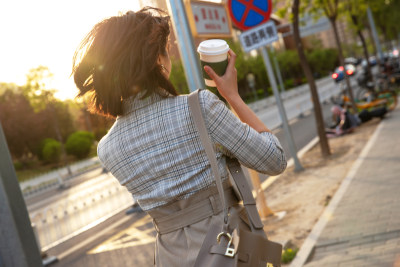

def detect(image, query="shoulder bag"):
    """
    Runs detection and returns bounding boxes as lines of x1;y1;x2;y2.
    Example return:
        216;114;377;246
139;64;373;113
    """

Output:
188;90;282;267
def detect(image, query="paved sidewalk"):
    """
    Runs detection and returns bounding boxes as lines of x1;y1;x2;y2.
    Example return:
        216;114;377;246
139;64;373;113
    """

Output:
292;104;400;267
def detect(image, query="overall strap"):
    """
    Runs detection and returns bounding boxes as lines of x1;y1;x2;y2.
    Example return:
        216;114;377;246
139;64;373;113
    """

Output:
188;90;264;231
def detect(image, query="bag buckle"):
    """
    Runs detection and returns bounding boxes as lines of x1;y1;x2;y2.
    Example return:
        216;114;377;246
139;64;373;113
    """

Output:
217;232;235;258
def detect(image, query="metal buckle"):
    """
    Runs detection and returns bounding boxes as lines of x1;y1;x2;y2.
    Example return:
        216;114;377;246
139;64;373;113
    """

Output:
217;232;235;258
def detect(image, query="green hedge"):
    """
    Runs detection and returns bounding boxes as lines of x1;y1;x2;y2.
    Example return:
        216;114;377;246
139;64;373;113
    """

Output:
41;138;61;163
65;131;94;159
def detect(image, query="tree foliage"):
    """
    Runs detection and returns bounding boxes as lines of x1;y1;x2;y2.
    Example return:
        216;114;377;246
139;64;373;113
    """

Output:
65;131;94;159
41;138;61;163
368;0;400;42
0;86;40;159
169;57;190;94
0;67;75;162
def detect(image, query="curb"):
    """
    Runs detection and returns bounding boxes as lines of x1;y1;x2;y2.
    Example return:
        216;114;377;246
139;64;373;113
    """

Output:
289;119;385;267
261;136;319;191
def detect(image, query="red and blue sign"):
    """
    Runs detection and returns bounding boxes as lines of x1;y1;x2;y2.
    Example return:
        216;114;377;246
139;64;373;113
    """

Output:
228;0;272;31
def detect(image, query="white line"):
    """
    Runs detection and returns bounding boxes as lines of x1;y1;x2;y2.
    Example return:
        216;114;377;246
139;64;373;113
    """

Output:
289;120;385;267
56;207;133;260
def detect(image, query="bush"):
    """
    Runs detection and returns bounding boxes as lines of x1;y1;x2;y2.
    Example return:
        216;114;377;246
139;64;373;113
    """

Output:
169;57;189;94
306;48;339;76
65;131;94;159
13;161;24;170
41;138;61;163
281;248;299;263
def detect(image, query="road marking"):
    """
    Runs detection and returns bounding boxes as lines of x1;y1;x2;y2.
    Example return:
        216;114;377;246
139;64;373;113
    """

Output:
55;204;133;259
88;216;155;254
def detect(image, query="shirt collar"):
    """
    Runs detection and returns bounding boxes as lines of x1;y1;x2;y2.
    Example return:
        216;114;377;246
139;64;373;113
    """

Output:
122;91;167;115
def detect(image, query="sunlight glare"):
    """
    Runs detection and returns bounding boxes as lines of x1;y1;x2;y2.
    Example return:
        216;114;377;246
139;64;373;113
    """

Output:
0;0;141;101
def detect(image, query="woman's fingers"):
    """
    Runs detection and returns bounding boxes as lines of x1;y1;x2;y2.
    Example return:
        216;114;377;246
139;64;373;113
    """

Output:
226;49;236;70
204;65;220;83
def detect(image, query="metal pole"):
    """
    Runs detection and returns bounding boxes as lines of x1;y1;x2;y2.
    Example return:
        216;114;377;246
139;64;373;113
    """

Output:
0;123;43;267
270;46;286;93
166;0;205;92
367;7;384;62
260;47;303;172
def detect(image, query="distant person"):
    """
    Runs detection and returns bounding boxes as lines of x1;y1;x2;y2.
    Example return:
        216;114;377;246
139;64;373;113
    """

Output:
326;105;387;138
72;7;286;266
326;105;360;137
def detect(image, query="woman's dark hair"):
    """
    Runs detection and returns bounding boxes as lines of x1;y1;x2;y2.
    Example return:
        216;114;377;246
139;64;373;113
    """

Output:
72;7;178;117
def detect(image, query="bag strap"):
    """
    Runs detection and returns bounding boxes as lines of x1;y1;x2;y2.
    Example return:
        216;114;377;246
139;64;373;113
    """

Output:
188;90;229;224
188;90;264;231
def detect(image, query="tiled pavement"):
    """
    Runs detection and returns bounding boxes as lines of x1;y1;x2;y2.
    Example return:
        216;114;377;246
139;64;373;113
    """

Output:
299;103;400;267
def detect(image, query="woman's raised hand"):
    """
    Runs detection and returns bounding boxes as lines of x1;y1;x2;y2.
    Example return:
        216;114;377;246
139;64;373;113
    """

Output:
204;49;239;103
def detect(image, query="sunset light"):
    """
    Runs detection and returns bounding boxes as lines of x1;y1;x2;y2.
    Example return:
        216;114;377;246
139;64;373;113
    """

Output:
0;0;141;100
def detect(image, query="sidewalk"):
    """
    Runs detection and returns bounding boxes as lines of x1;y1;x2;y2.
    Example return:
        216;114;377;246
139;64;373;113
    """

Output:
291;103;400;266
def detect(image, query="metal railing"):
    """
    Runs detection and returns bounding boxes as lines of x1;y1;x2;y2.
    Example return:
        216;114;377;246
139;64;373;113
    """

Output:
29;173;133;251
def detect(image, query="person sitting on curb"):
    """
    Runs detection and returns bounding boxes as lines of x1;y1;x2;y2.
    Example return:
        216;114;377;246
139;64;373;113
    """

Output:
326;105;388;138
326;105;361;138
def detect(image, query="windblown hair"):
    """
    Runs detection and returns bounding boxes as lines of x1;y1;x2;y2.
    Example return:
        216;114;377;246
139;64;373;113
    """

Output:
72;7;178;117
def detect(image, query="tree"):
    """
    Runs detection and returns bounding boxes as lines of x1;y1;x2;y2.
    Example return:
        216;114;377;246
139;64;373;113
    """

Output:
23;66;75;173
368;0;400;49
275;0;331;157
0;87;41;160
345;0;374;82
292;0;331;157
310;0;358;113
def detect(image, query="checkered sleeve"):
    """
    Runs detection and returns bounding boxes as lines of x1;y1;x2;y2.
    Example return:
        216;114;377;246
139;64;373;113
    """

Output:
199;90;287;176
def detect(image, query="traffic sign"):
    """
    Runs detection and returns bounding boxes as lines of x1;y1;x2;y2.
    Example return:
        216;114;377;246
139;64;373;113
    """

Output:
228;0;272;31
239;20;278;52
186;1;232;38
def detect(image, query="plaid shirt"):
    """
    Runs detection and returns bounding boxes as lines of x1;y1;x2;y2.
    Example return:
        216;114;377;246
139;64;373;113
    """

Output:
97;90;286;211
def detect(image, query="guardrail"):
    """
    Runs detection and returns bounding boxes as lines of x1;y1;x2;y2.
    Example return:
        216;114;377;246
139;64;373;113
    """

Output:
248;76;333;112
29;173;133;251
21;158;101;197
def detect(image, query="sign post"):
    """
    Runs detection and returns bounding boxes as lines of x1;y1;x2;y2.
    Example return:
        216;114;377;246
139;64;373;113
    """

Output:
229;0;303;218
238;21;303;173
166;0;205;92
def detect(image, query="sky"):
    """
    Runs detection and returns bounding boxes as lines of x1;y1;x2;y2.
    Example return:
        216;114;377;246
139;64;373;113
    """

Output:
0;0;142;100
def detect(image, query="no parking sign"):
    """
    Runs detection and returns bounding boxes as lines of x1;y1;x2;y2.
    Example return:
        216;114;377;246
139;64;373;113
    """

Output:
228;0;272;31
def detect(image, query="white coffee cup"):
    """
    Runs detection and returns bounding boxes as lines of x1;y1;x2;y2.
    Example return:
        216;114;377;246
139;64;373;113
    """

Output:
197;39;230;87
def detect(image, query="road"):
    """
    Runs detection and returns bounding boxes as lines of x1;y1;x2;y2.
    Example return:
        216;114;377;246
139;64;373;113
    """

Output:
29;75;363;266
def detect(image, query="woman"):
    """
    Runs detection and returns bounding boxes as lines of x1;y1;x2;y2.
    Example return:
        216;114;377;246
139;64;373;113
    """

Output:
72;7;286;266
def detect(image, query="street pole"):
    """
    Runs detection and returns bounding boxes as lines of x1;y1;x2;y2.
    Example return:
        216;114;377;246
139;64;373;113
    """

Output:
166;0;205;92
261;46;304;172
367;7;384;63
0;123;43;267
270;46;286;93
